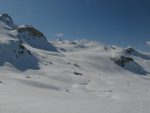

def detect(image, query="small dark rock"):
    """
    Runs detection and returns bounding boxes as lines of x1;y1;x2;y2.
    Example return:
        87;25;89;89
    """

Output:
65;89;69;92
28;50;31;55
104;46;108;51
59;48;67;52
74;71;83;76
26;76;31;78
74;64;79;68
49;62;53;64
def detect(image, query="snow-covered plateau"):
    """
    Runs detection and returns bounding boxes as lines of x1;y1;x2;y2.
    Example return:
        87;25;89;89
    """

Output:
0;13;150;113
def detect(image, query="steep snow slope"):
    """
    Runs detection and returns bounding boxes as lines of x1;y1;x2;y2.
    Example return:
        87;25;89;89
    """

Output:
17;25;57;51
0;14;150;113
0;13;57;70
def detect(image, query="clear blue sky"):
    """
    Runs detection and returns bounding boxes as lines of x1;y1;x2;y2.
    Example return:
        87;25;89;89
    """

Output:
0;0;150;51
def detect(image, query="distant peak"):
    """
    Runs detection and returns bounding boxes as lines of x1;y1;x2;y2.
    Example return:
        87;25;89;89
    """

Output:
125;47;135;54
0;13;13;23
0;13;16;28
56;38;63;42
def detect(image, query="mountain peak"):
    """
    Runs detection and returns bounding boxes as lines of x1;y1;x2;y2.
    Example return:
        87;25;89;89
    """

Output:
17;25;45;38
0;13;13;23
0;13;15;28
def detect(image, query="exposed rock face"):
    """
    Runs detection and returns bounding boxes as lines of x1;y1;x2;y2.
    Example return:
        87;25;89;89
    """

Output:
111;56;133;67
0;13;16;28
15;41;31;58
111;55;149;75
17;25;57;51
17;25;45;38
125;47;135;54
0;13;13;23
124;47;150;60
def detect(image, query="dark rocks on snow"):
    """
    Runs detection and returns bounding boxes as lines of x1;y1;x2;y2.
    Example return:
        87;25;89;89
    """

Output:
104;46;108;51
111;56;133;67
17;25;45;38
18;41;31;55
26;76;31;78
125;47;135;54
49;62;53;64
59;48;67;52
74;71;83;76
74;63;79;68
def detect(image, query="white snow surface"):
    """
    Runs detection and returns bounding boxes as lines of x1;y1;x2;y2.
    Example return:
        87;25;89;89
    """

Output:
0;14;150;113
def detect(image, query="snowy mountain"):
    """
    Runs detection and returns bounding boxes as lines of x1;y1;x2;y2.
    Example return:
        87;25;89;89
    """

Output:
0;14;150;113
0;13;16;28
17;25;57;51
0;13;57;70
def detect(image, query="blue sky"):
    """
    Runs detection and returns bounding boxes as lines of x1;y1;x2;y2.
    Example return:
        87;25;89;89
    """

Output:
0;0;150;51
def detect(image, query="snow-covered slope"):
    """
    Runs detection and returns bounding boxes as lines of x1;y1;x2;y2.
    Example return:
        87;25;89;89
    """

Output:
17;25;57;51
0;14;150;113
0;13;57;70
